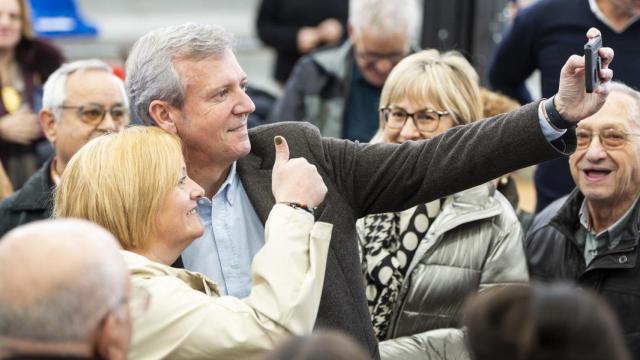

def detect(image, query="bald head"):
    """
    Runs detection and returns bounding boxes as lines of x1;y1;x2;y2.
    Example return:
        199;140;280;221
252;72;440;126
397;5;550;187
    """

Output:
0;219;128;343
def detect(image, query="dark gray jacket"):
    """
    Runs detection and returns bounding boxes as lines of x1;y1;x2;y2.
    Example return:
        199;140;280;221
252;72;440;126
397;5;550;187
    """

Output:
526;190;640;358
0;158;54;238
237;101;573;358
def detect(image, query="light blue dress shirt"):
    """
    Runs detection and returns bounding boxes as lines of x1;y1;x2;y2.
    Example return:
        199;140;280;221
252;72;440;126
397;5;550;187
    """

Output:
181;107;564;298
181;162;265;298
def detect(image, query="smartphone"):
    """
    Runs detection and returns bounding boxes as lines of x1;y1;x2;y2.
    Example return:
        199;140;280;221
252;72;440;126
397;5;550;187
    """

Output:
584;35;602;93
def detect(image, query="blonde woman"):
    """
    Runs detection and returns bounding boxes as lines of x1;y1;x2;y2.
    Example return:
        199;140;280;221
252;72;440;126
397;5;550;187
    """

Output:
357;50;529;359
55;126;332;359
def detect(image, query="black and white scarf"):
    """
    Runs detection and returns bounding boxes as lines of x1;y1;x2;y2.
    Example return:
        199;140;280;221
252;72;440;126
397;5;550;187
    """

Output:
361;199;443;340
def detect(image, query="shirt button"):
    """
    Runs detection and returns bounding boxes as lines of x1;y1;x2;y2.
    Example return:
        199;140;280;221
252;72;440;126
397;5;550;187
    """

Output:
619;255;628;264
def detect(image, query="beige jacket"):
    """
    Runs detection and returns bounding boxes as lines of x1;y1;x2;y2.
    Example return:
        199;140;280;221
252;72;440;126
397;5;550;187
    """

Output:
126;204;332;360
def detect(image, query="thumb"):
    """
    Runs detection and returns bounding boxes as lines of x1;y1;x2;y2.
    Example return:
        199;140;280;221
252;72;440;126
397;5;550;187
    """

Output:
273;135;289;168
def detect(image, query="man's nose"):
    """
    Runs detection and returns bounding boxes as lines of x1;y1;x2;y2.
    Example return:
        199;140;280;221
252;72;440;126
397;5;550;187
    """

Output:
374;58;394;76
98;111;120;131
234;90;256;115
585;135;607;161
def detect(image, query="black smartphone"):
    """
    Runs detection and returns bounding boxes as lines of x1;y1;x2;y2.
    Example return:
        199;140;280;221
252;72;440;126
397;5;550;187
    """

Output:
584;35;602;93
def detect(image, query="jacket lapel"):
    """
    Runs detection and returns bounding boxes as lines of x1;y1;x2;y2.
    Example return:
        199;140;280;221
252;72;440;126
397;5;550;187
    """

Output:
237;153;273;224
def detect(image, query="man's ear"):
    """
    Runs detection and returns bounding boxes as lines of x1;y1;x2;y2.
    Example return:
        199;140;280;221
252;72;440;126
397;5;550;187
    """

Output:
148;100;179;134
39;109;57;144
95;313;128;360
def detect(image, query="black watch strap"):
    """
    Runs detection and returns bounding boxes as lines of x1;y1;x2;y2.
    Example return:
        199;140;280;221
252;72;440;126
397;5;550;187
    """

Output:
544;96;575;129
278;202;314;215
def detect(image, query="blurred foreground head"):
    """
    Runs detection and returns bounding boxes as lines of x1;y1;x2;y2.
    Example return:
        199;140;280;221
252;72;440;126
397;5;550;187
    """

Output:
261;331;369;360
463;283;631;360
0;219;131;360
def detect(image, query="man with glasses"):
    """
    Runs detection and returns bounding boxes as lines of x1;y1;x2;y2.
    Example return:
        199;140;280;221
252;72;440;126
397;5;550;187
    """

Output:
526;81;640;358
0;219;133;359
0;59;129;237
269;0;418;142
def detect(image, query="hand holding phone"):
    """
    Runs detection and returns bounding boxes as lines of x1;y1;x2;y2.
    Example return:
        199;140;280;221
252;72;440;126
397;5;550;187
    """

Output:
584;35;602;93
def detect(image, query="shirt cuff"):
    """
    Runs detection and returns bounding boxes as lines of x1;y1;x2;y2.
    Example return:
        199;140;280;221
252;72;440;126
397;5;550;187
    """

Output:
538;101;566;141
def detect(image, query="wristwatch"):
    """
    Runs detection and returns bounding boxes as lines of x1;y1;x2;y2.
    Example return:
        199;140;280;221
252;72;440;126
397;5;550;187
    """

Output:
544;95;575;129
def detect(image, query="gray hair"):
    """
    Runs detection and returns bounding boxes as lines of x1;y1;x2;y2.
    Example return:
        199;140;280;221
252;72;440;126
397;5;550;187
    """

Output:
349;0;420;40
609;81;640;128
125;23;235;125
42;59;128;120
0;220;127;343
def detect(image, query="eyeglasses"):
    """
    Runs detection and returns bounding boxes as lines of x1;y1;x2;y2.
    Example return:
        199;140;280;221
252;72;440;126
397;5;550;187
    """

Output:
60;103;130;126
576;128;640;149
380;106;450;132
355;50;406;65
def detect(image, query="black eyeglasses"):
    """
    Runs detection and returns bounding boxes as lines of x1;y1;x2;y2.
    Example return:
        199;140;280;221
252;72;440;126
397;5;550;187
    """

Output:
576;128;640;149
60;103;130;126
380;106;450;132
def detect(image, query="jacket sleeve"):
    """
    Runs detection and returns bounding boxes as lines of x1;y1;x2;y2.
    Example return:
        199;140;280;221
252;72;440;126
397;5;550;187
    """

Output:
129;205;332;360
478;206;529;289
488;6;539;104
379;328;470;360
305;101;575;218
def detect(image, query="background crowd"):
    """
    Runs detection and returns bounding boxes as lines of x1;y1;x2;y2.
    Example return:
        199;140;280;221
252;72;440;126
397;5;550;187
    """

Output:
0;0;639;359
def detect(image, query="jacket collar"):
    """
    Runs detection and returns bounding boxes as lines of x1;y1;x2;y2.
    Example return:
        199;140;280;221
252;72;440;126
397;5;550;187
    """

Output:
312;40;353;82
123;250;220;296
551;189;640;269
236;152;272;224
429;183;502;233
404;183;503;278
237;130;328;223
9;157;55;212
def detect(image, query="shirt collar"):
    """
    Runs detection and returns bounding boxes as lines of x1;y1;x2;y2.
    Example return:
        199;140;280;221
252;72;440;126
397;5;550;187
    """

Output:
579;194;640;238
214;161;239;206
589;0;640;33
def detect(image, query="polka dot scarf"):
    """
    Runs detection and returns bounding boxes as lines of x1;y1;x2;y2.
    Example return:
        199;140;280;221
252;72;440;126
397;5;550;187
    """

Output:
361;199;443;340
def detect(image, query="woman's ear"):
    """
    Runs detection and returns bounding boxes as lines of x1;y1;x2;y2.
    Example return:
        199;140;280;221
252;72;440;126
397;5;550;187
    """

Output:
148;100;178;134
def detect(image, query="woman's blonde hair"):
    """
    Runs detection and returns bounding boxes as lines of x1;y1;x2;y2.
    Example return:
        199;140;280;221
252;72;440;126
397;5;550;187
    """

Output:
373;49;482;142
54;126;184;250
